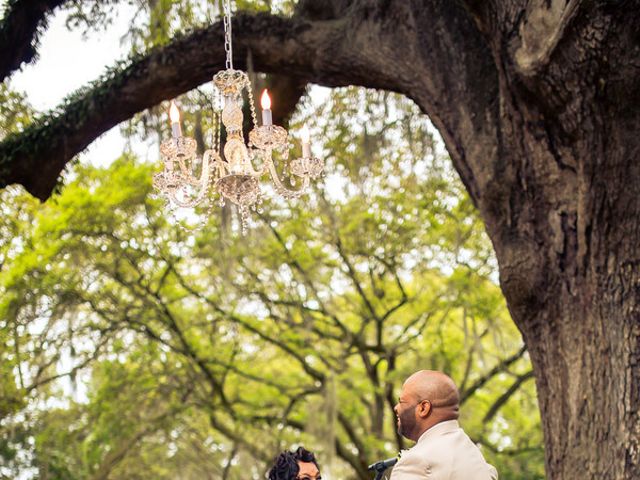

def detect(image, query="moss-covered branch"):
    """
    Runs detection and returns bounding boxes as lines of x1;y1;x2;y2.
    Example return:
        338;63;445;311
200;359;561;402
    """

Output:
0;11;385;200
0;1;498;203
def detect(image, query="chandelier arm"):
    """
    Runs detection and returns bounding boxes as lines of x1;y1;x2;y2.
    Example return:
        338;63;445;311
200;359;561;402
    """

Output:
168;187;208;208
266;161;310;199
175;150;213;187
166;181;209;208
176;150;196;178
251;148;273;177
243;148;264;177
170;150;213;207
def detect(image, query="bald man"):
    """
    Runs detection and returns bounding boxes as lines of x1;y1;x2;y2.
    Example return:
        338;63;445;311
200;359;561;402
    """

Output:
390;370;498;480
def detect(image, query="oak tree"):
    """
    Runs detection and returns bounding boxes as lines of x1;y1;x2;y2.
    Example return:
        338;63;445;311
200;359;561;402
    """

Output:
1;1;639;478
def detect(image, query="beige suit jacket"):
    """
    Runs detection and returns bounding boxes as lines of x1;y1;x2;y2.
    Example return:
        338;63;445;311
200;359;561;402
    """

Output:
389;420;498;480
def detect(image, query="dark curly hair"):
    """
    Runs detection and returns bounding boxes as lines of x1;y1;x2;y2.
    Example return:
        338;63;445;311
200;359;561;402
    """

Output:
267;446;319;480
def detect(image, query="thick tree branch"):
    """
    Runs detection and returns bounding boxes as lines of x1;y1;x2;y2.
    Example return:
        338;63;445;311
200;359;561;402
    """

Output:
90;403;191;480
335;235;380;322
337;411;370;475
208;413;273;463
460;345;527;404
334;437;370;480
482;370;535;423
169;262;328;382
473;434;544;457
0;13;355;199
1;1;498;205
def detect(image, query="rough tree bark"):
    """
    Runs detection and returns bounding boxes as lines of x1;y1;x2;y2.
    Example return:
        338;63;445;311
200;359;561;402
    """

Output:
1;0;639;478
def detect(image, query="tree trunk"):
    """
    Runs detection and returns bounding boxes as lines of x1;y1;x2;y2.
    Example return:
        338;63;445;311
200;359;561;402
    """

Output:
520;270;640;479
488;92;640;478
460;4;640;476
381;2;640;476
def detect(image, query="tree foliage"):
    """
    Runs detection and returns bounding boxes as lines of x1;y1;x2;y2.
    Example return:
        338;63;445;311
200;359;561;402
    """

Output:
0;83;34;138
1;88;543;479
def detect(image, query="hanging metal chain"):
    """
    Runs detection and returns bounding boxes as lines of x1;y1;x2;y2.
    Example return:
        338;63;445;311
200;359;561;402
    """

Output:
223;0;234;70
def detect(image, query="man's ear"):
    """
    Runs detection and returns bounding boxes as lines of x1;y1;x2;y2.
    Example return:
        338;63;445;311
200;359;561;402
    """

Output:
417;400;431;418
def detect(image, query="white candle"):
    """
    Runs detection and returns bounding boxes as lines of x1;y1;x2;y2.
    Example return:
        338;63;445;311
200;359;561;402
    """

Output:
169;101;182;138
261;89;272;126
301;124;311;158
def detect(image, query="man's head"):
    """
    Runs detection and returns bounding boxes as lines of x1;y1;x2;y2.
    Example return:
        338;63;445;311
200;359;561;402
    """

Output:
267;446;321;480
393;370;460;442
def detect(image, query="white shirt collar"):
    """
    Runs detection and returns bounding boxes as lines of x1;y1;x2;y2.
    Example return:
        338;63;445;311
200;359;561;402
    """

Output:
416;419;460;444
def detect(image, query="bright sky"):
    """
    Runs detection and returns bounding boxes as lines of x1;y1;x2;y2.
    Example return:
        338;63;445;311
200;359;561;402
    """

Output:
12;7;134;110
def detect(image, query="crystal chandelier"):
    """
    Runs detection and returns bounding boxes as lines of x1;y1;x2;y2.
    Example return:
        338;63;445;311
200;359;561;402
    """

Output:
153;0;323;232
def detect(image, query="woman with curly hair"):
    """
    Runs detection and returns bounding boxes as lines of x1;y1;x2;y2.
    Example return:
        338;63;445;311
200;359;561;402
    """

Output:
267;446;321;480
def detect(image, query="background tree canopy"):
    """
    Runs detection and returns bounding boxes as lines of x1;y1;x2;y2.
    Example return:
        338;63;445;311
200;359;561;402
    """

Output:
7;0;637;478
1;73;543;479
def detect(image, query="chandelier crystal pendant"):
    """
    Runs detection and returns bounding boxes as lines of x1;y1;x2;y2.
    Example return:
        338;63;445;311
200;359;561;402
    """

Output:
153;0;323;232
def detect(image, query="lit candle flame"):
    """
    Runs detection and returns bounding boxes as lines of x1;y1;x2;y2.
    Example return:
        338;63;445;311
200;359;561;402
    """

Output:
301;124;310;143
169;101;180;123
260;89;271;110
